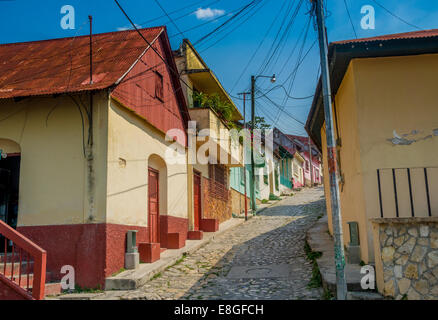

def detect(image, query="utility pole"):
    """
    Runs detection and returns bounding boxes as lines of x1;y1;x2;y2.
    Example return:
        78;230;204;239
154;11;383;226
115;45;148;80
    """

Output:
238;92;251;221
250;76;257;214
308;136;314;187
312;0;347;300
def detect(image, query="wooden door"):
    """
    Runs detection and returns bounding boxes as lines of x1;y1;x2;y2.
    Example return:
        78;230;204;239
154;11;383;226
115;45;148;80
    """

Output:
193;172;202;231
148;168;160;243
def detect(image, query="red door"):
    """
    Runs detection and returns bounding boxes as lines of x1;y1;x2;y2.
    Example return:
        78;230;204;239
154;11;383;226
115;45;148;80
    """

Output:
193;172;202;231
148;168;160;243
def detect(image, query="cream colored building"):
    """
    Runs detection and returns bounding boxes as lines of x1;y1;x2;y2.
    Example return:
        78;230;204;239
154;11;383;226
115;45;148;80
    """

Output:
306;30;438;299
0;27;192;289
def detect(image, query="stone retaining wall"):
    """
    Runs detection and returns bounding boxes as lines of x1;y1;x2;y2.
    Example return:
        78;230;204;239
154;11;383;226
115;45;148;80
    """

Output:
372;218;438;300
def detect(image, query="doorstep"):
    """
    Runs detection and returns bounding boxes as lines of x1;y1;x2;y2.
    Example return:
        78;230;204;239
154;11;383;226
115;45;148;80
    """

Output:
105;218;244;290
306;215;382;297
57;217;246;299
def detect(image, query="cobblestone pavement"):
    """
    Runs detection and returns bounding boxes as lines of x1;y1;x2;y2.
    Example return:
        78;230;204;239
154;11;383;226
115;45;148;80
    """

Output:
121;187;326;300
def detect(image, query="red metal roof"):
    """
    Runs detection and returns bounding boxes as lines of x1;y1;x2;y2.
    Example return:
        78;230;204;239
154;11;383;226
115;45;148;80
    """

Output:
333;28;438;45
0;27;164;99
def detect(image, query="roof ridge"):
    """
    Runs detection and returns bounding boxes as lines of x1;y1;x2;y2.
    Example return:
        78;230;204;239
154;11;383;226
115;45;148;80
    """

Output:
0;26;165;47
332;28;438;45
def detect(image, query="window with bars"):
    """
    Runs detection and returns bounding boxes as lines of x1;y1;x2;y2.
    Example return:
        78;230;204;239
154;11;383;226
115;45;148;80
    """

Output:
208;164;228;201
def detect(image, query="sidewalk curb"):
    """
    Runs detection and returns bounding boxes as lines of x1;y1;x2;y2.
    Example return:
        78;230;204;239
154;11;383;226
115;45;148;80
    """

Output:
306;215;382;298
57;217;251;299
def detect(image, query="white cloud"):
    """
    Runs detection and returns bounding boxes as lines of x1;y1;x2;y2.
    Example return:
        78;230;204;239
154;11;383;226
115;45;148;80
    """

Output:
117;24;141;31
194;7;225;20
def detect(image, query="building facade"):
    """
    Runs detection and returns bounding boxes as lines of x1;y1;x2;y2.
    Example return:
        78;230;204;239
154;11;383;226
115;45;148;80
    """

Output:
174;39;243;229
306;30;438;299
0;27;192;289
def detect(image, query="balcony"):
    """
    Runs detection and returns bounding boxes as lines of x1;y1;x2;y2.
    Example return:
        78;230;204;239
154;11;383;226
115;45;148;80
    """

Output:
189;108;243;167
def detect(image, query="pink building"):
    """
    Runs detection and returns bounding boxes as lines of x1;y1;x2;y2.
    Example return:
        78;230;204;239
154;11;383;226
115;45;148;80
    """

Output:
287;135;322;187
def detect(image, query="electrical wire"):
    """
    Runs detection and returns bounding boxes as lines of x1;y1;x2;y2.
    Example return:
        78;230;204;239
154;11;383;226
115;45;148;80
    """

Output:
371;0;422;31
230;0;287;93
343;0;358;39
153;0;187;38
199;0;269;53
193;0;259;46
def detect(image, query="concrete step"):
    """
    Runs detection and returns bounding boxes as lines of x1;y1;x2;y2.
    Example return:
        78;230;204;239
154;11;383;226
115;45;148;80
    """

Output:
306;215;372;295
105;218;244;290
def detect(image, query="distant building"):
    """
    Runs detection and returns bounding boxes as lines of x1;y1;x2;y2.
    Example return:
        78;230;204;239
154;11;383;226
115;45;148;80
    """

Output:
287;135;322;186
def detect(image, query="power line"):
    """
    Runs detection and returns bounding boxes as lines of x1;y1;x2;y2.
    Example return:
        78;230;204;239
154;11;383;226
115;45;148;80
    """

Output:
199;0;269;53
261;95;305;125
371;0;422;31
168;4;243;38
343;0;358;39
193;0;259;46
113;0;193;95
230;0;287;93
256;84;313;100
136;0;220;28
153;0;187;38
257;0;302;74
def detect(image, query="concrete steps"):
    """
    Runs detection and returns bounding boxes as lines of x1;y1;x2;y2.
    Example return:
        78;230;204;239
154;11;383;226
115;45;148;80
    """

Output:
306;215;383;298
104;218;244;291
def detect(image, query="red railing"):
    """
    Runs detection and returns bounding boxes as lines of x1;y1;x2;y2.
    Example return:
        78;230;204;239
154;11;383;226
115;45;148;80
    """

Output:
0;220;46;300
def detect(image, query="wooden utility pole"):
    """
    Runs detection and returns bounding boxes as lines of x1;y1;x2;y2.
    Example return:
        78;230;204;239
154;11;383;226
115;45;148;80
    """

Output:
312;0;347;300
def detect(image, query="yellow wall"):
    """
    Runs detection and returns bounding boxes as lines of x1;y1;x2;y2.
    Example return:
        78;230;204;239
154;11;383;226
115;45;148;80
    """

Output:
322;53;438;263
0;92;108;226
106;100;189;227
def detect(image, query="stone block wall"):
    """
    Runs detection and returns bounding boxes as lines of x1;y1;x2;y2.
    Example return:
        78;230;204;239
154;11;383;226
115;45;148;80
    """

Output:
372;218;438;300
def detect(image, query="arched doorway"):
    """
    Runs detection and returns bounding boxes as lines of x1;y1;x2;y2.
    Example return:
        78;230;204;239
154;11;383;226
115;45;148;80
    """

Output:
0;139;21;252
147;154;167;244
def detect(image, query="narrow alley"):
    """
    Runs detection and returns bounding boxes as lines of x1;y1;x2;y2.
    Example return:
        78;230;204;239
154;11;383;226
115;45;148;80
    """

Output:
101;188;326;300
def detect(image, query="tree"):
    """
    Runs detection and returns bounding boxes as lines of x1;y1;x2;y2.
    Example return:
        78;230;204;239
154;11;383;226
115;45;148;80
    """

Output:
247;116;271;130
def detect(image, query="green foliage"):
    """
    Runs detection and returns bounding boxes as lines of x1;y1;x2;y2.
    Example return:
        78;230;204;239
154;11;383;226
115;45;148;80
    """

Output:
151;272;162;280
261;199;269;204
192;92;237;129
111;268;126;276
304;241;323;289
68;285;104;294
269;193;281;201
246;116;271;130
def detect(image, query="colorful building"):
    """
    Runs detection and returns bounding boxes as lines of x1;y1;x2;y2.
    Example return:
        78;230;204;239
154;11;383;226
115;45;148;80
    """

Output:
287;135;322;186
306;30;438;299
274;128;305;192
0;27;192;291
174;39;243;229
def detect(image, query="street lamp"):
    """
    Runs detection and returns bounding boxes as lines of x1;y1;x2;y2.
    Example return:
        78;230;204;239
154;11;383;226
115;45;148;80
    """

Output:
249;74;276;215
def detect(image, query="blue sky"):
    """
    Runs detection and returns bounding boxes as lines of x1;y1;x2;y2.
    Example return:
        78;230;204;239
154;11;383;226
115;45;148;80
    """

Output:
1;0;437;135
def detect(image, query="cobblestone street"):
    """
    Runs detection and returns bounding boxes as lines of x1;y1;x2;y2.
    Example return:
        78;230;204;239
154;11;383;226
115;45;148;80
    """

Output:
118;187;326;300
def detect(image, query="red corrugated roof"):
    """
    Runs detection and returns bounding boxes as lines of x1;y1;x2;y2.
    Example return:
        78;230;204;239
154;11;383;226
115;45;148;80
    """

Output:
0;27;164;99
333;28;438;45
